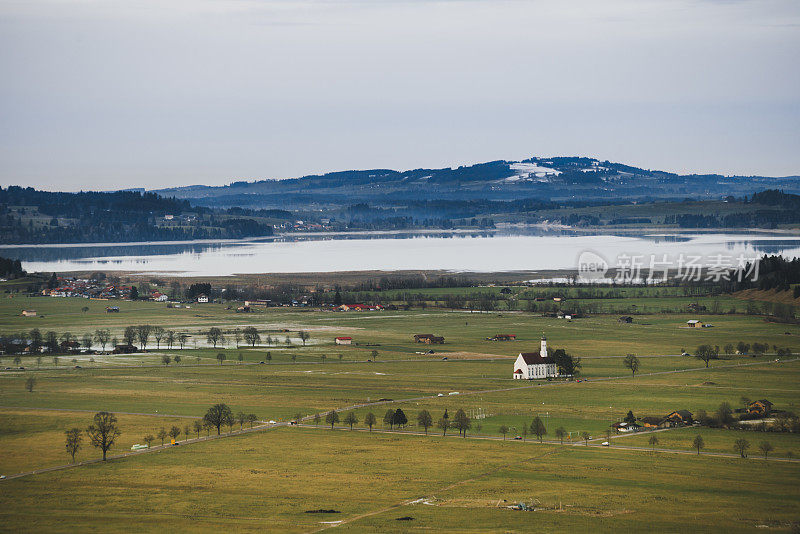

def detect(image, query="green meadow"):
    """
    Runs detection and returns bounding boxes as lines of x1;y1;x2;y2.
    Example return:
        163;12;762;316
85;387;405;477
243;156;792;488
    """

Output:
1;294;799;531
0;428;798;533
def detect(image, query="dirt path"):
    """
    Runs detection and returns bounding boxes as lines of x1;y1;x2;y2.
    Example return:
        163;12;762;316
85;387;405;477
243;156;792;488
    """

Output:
309;448;560;532
0;405;202;419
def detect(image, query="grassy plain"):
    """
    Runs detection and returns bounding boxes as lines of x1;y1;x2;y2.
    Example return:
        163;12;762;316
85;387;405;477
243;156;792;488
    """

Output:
1;294;799;531
1;428;798;533
3;296;799;362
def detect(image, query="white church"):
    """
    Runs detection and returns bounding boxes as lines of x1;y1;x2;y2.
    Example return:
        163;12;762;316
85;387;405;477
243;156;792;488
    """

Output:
513;335;558;379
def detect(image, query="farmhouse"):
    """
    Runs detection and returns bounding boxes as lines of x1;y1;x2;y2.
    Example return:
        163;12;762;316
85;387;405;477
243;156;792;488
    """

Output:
612;421;641;433
414;334;445;344
244;300;272;307
488;334;516;341
512;336;557;379
151;292;168;302
335;336;353;345
662;410;693;427
339;304;381;311
747;399;773;416
21;309;37;317
196;294;209;303
639;416;662;429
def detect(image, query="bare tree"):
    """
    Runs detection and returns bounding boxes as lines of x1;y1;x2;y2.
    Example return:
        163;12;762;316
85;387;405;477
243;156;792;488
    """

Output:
157;428;168;445
233;328;242;348
81;333;93;351
693;435;704;455
581;431;590;446
325;411;339;429
299;331;310;346
417;410;433;434
344;412;358;430
555;426;566;444
161;355;171;366
499;425;509;440
178;333;189;349
237;411;247;429
193;420;203;438
143;434;155;448
243;327;260;347
94;329;110;352
65;427;82;462
530;416;547;442
453;408;471;437
165;330;176;349
734;438;750;458
152;326;165;349
437;417;450;436
364;412;376;431
86;411;121;461
206;327;224;348
168;425;181;442
623;354;640;377
247;413;258;428
695;344;716;368
648;434;659;451
136;325;152;350
203;403;233;435
759;441;773;459
25;376;36;393
123;326;137;347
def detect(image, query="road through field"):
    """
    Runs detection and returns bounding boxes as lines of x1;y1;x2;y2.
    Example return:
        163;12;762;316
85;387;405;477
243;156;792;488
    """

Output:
1;357;796;482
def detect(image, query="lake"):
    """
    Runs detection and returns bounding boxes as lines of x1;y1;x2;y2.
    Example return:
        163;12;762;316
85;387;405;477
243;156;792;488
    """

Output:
3;230;800;276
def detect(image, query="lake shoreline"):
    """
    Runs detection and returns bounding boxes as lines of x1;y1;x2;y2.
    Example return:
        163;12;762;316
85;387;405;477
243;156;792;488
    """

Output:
2;224;800;249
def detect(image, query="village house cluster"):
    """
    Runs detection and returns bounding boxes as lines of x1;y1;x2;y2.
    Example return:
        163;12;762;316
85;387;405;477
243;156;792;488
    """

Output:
41;277;136;300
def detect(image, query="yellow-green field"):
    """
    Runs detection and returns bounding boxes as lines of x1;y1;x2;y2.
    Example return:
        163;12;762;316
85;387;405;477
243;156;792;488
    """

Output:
1;428;798;532
1;295;799;531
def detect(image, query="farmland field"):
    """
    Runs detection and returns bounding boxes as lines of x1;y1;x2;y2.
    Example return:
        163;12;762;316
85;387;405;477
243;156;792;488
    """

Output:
1;294;799;532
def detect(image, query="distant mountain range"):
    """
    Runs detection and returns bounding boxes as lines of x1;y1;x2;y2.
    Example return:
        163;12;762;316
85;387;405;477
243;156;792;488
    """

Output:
154;156;800;209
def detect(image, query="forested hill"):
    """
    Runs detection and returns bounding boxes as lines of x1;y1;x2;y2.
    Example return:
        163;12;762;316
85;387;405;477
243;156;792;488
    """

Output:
155;156;800;209
0;187;274;244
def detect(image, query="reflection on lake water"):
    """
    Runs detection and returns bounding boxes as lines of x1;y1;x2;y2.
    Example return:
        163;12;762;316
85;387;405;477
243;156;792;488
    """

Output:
3;231;800;276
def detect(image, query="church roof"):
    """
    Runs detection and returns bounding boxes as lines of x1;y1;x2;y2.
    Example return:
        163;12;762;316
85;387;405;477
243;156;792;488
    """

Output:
519;352;554;365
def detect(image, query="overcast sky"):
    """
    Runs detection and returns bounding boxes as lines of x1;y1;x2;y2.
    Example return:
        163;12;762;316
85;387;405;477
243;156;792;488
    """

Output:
1;0;798;191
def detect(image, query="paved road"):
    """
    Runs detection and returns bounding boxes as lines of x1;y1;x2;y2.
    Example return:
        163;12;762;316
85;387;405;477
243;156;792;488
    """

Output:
295;423;800;463
1;421;288;481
